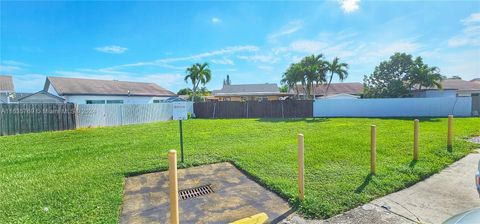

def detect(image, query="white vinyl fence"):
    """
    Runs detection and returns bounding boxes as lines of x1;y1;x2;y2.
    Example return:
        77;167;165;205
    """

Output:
77;102;193;128
314;96;472;117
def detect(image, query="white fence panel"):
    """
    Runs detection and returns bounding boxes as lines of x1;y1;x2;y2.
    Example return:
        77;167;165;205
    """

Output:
77;103;174;128
314;96;472;117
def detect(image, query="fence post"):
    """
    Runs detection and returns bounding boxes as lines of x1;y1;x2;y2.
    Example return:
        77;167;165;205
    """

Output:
74;104;80;129
168;150;179;224
297;134;305;201
447;115;453;149
413;119;419;161
371;125;376;175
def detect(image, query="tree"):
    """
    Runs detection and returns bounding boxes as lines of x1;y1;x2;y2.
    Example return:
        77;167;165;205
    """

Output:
223;75;231;86
325;57;348;96
408;57;443;90
363;52;444;98
177;88;192;95
449;75;462;80
281;54;328;99
300;54;328;99
279;84;289;93
281;63;305;98
363;53;414;98
184;63;212;102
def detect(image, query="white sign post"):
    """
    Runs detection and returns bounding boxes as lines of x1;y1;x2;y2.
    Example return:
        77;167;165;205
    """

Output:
172;102;188;163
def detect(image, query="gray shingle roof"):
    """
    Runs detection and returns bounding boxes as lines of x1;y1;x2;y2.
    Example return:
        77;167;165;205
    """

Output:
45;76;176;97
440;79;480;91
0;75;14;92
292;82;364;96
212;83;285;96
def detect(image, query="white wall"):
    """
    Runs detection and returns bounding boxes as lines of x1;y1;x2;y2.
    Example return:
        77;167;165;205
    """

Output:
314;96;472;117
65;95;169;104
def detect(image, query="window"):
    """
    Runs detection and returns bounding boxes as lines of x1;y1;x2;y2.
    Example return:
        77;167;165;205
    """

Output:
153;100;164;103
106;100;124;104
86;100;106;104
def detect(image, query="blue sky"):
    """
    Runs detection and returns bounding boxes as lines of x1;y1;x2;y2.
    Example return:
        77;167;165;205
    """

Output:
1;1;479;93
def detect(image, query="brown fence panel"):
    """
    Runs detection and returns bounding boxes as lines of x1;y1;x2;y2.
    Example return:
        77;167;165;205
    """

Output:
193;100;313;118
0;103;76;136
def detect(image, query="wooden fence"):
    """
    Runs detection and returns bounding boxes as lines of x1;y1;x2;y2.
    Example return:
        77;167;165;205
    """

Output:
194;100;313;118
0;103;76;136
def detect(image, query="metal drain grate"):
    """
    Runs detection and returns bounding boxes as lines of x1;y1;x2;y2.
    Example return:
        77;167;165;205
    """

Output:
179;184;214;200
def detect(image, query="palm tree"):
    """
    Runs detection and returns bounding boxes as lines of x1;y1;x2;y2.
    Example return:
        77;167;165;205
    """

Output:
409;58;443;90
281;63;304;98
300;54;327;99
325;57;348;96
185;63;212;102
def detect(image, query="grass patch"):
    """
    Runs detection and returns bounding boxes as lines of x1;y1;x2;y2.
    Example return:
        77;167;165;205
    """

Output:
1;118;479;223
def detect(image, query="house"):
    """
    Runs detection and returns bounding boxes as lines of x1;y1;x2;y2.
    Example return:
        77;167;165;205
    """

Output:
412;78;480;97
211;83;291;101
44;76;176;104
290;82;364;98
0;75;15;103
17;90;65;103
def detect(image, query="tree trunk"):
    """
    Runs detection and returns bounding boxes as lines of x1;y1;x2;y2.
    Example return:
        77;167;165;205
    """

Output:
325;73;334;96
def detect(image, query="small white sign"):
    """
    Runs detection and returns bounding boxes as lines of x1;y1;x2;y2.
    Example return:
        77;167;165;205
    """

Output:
172;102;188;120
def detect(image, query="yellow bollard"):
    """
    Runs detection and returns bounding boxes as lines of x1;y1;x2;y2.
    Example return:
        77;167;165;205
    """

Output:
413;119;419;161
371;125;376;175
447;115;453;148
168;150;179;224
298;134;304;201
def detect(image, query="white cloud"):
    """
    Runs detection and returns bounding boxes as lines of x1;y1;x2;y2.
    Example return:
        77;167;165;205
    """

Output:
211;17;222;24
267;20;304;42
95;45;128;54
289;40;328;53
448;12;480;47
462;12;480;25
211;58;234;65
0;60;29;73
0;65;22;73
338;0;360;13
237;54;278;64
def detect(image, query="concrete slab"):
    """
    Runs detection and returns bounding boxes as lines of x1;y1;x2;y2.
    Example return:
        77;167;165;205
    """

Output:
371;150;480;224
120;162;292;224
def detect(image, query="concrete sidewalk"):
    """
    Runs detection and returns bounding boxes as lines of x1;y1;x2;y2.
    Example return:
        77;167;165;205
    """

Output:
371;150;480;223
283;148;480;224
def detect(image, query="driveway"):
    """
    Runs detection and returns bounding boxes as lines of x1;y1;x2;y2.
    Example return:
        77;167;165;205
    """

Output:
283;146;480;224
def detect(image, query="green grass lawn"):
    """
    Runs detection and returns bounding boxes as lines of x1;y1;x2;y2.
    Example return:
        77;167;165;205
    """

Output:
1;118;479;223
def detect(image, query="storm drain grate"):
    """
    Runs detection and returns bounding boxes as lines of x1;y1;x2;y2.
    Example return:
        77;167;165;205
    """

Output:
179;184;214;200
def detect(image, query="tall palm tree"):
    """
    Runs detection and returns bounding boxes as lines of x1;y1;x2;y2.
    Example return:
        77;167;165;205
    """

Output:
300;54;327;99
325;57;348;96
409;57;443;90
185;63;212;102
281;63;304;98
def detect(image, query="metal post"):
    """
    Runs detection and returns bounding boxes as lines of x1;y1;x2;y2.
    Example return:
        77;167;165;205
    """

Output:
447;115;453;148
179;120;184;163
168;150;179;224
298;134;305;201
371;125;376;175
413;119;419;160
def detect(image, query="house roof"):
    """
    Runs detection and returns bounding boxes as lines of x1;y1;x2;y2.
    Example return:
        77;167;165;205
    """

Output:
291;82;364;96
17;90;65;102
45;76;176;97
212;83;290;96
421;79;480;91
0;75;14;92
